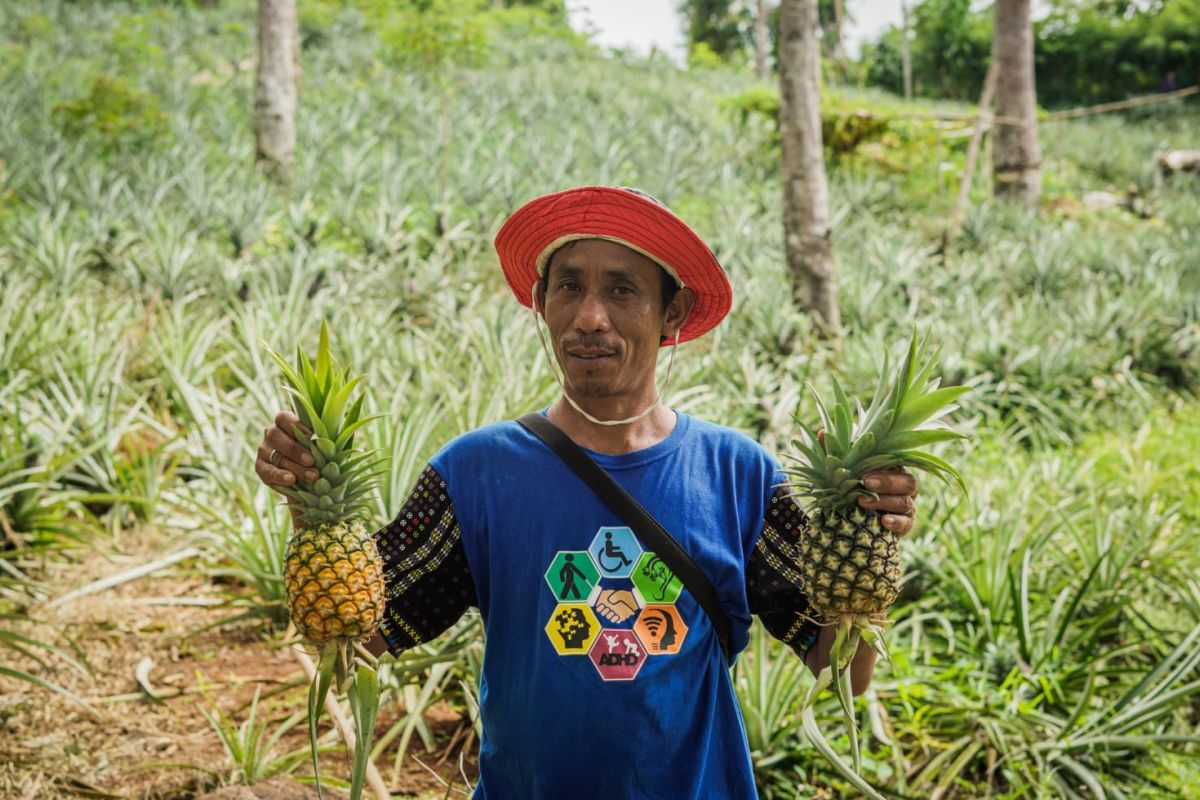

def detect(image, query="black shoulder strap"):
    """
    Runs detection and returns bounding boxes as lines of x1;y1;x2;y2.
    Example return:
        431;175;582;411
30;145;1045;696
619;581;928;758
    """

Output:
517;412;734;666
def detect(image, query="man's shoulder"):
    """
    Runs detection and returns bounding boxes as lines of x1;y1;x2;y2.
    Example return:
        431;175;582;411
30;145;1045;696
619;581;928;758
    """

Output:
683;414;777;464
433;419;533;466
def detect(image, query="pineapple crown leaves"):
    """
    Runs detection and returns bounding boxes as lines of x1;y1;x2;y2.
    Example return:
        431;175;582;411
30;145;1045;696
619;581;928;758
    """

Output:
783;331;969;513
262;321;388;525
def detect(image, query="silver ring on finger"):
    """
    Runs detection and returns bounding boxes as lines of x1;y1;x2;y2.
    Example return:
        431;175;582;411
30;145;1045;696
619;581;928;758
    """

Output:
269;448;281;466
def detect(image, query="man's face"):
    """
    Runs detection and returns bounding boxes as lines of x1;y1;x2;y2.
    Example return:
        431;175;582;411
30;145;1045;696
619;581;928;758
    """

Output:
539;239;689;400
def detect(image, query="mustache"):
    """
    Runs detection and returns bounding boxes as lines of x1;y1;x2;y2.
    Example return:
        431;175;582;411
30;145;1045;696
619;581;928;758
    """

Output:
561;335;619;354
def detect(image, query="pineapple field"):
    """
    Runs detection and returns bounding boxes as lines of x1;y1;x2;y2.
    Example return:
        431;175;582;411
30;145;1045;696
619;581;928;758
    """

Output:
2;1;1199;798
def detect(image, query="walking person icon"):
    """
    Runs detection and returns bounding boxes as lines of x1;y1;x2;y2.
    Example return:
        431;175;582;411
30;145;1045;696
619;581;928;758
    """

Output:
596;530;632;572
558;553;588;600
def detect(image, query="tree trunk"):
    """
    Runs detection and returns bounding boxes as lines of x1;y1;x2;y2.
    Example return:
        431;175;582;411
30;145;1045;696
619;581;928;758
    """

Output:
255;0;299;180
991;0;1041;206
754;0;771;82
951;60;998;232
900;0;912;101
779;0;840;334
833;0;848;83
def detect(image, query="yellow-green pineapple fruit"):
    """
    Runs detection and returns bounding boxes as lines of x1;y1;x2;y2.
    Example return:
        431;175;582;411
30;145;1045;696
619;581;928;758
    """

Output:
785;333;967;622
267;322;387;647
284;520;384;644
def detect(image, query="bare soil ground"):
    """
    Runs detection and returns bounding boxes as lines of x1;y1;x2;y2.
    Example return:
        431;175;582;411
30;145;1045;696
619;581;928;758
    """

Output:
0;528;479;800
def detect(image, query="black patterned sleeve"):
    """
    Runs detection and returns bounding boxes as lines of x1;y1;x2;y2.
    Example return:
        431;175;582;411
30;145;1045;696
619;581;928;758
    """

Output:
746;487;821;659
373;465;477;656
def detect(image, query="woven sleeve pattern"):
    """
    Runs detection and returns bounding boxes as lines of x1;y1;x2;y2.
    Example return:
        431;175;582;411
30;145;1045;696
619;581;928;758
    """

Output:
374;465;476;655
746;487;821;659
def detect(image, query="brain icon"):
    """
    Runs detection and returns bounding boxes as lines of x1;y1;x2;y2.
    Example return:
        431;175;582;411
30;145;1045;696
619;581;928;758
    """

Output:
554;606;592;649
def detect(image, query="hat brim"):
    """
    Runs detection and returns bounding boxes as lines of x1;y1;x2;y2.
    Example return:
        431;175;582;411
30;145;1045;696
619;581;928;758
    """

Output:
494;186;732;345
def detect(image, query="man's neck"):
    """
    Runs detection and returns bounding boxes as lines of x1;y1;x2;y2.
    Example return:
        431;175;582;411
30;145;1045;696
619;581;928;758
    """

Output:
547;395;677;455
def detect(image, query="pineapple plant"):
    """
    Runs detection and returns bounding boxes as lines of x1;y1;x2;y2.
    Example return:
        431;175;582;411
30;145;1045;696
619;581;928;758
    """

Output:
783;332;968;799
264;321;388;800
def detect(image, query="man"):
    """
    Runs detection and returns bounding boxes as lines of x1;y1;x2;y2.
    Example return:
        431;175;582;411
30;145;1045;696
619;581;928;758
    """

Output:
256;186;917;798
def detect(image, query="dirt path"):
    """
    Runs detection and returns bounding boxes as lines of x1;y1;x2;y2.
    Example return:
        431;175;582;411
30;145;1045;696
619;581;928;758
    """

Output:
0;529;479;799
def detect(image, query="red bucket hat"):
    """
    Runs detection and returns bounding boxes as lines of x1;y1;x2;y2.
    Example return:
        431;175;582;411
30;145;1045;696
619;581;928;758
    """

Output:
493;186;733;345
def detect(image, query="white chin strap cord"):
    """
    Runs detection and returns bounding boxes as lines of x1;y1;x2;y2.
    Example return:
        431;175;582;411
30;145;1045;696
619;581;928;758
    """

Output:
530;279;681;427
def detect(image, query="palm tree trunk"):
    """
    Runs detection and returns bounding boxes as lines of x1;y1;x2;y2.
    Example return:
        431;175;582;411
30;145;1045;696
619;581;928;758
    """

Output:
991;0;1041;206
900;0;912;100
833;0;848;83
755;0;771;82
255;0;299;180
779;0;840;334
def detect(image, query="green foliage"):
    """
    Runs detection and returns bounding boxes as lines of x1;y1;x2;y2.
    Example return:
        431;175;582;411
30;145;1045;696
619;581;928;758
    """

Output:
200;687;311;785
301;0;579;69
372;621;482;785
880;425;1200;795
492;0;566;19
53;75;170;154
1;1;1198;794
863;0;1200;106
680;0;854;72
683;0;752;64
688;40;729;71
735;626;814;791
1081;404;1200;527
375;0;491;69
863;0;990;102
15;11;52;42
0;418;94;551
722;86;893;158
1035;0;1200;106
723;82;779;123
821;107;890;158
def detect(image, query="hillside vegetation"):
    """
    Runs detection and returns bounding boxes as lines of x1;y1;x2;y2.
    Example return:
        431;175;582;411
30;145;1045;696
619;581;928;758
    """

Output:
1;1;1198;798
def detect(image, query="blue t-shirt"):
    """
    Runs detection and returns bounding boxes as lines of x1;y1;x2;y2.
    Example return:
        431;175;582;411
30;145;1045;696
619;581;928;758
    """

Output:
429;411;781;800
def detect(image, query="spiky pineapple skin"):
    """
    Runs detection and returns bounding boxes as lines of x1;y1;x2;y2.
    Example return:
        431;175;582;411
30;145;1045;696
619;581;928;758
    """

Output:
284;519;386;645
797;506;901;618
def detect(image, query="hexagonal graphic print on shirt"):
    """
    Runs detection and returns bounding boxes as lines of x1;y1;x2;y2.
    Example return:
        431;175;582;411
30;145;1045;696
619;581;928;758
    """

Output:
545;603;601;655
588;526;643;579
544;529;691;680
589;628;647;681
592;587;640;625
544;550;600;604
634;604;688;655
631;551;683;605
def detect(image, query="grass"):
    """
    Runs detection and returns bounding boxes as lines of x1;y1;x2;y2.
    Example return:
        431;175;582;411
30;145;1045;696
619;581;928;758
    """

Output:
0;0;1197;797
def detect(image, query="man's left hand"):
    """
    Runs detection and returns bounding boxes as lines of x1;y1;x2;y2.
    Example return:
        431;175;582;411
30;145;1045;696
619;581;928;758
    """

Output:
859;469;918;536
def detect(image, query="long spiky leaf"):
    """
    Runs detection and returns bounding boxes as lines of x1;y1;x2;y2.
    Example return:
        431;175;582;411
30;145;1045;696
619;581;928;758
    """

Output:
315;321;331;389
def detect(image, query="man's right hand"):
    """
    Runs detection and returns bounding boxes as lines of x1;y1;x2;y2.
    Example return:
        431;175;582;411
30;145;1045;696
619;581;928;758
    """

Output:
255;411;319;492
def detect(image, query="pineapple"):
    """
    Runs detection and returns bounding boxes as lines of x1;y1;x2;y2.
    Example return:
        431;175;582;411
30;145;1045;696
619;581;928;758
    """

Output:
783;332;967;798
265;321;387;800
284;519;384;644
